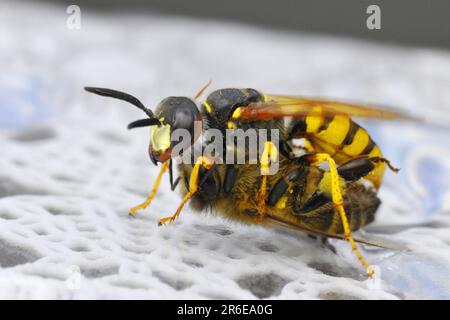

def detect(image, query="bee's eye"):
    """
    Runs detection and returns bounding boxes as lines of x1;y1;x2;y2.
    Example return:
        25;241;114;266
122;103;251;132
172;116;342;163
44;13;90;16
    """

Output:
156;97;201;145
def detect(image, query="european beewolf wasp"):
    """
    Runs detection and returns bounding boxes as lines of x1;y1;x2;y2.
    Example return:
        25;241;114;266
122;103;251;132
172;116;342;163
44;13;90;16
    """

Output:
85;81;415;276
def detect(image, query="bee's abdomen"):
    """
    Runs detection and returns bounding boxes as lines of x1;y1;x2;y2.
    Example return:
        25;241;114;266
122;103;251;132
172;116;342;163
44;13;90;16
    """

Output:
289;115;386;189
294;183;380;234
340;184;380;232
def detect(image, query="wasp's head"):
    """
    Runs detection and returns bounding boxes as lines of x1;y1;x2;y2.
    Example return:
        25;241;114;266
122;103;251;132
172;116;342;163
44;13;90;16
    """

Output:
148;96;201;164
84;87;201;165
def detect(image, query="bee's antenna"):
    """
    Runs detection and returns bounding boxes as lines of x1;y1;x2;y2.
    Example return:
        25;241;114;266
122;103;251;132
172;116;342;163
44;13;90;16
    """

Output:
127;118;161;130
84;87;156;119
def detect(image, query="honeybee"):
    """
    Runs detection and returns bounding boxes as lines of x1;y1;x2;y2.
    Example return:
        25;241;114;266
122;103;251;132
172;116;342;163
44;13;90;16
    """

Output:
85;83;414;276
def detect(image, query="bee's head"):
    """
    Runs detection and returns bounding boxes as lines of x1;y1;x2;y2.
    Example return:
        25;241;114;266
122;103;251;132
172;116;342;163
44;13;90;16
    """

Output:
84;87;201;165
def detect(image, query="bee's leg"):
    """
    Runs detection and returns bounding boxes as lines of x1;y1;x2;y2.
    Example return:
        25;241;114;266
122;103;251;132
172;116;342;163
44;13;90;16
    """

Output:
158;156;215;225
307;235;337;254
257;141;278;220
338;156;399;182
367;156;400;173
223;164;239;193
169;159;181;191
267;169;304;207
306;153;374;277
170;177;180;191
129;160;169;217
321;237;337;254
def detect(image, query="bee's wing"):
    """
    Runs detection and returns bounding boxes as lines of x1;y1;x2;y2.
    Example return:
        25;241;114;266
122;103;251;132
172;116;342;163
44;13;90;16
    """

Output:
265;213;398;250
235;95;419;121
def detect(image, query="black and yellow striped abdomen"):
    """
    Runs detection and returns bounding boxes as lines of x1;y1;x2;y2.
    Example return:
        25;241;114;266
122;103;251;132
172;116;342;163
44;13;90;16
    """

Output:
289;115;386;189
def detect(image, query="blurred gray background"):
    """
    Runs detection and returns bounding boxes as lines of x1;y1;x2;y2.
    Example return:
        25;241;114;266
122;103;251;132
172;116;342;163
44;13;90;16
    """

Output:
46;0;450;49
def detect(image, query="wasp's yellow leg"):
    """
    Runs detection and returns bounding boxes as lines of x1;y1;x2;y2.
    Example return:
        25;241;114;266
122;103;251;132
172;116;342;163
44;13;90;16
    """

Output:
159;156;215;225
257;141;279;219
308;153;374;277
129;160;169;217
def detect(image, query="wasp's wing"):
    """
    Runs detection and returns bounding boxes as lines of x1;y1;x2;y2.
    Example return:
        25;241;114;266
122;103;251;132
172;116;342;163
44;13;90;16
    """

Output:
265;213;403;250
235;95;419;121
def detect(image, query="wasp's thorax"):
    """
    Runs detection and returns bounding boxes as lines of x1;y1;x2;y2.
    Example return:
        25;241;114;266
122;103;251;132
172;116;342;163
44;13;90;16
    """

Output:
149;96;201;164
202;88;264;131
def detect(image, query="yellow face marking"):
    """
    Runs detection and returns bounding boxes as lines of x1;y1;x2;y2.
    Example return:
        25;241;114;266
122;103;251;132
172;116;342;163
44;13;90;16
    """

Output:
202;101;213;113
262;93;270;102
150;123;171;151
342;128;370;156
316;115;351;146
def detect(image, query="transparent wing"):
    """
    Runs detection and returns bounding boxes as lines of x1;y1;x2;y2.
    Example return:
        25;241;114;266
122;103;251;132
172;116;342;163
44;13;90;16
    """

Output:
265;213;397;249
235;94;419;121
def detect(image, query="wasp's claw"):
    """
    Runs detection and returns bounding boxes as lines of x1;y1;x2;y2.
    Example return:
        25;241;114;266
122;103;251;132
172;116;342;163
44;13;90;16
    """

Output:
129;212;137;218
129;206;141;217
159;216;176;226
129;207;140;218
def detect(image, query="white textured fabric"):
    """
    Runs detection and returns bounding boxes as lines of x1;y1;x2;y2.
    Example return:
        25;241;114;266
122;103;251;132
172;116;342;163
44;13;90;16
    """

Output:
1;1;450;299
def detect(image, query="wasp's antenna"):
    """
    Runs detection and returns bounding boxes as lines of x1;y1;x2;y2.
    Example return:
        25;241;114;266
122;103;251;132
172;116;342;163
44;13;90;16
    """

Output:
127;118;161;130
84;87;156;118
194;79;212;100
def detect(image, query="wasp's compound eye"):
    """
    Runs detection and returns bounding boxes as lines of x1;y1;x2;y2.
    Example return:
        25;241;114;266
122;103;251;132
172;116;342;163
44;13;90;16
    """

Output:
155;97;201;144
